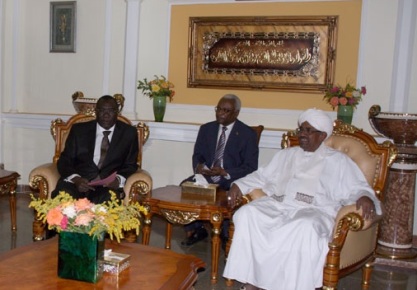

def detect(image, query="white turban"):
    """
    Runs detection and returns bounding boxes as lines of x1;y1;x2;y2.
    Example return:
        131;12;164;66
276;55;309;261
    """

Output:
298;108;333;139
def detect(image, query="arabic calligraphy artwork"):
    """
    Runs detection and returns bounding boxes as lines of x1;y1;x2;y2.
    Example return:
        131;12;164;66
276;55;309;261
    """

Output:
50;1;76;53
188;16;338;92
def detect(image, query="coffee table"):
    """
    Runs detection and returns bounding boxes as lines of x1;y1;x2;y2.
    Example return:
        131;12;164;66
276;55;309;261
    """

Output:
0;237;205;289
142;185;232;284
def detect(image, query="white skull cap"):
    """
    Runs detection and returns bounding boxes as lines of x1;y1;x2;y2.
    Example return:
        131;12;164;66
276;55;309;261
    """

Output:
298;108;333;139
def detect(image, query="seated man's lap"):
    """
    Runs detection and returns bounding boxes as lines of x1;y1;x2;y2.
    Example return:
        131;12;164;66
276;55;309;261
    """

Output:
52;179;124;204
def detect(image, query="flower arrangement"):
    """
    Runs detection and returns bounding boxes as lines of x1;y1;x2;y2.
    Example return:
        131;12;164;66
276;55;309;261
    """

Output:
137;75;175;101
323;83;367;110
29;191;147;242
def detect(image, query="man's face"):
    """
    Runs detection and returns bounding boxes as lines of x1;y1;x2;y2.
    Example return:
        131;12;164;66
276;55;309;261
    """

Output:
215;98;239;126
297;121;327;152
95;99;118;129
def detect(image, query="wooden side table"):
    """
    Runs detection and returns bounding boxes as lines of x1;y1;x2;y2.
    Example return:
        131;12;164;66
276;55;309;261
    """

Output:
0;169;20;231
142;185;232;284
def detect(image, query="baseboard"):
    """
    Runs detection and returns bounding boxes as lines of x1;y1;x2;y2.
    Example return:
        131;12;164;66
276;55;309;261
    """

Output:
17;184;32;193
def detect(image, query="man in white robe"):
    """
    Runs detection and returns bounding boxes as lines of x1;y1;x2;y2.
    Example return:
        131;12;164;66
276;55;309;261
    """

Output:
223;109;380;290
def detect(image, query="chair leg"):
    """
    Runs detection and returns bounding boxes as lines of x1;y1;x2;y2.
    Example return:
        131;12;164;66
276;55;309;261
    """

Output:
225;279;234;287
124;229;138;243
32;215;45;241
362;262;374;290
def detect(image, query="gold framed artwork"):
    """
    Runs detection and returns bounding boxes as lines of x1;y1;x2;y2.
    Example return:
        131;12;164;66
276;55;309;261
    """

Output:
187;16;338;93
50;1;76;53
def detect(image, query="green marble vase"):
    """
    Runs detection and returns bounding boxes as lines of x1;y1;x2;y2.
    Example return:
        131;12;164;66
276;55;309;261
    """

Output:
337;105;354;124
58;232;105;283
153;95;167;122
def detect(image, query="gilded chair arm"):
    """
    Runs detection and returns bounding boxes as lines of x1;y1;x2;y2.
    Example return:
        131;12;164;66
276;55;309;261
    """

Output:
124;169;153;203
334;204;382;234
29;163;60;199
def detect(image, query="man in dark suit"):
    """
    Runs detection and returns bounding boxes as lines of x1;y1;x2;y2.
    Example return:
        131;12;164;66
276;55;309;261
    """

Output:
181;94;259;246
51;95;139;204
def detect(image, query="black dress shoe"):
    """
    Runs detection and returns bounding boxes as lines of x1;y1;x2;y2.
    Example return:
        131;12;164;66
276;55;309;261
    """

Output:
181;227;208;246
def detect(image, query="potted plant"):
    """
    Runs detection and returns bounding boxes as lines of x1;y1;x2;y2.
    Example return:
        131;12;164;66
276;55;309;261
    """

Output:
29;191;147;283
323;83;367;124
137;75;175;122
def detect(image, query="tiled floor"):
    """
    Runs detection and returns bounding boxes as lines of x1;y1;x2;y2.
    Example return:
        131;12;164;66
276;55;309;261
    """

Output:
1;191;417;290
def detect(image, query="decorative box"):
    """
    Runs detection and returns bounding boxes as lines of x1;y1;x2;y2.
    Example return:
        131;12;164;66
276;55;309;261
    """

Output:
181;181;218;202
99;252;131;275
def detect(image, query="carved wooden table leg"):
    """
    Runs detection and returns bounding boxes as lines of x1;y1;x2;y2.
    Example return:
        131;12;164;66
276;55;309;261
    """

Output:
0;170;20;231
165;222;173;249
210;211;223;284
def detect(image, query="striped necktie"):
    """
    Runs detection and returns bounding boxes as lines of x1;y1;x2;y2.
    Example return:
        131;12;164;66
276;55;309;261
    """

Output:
97;130;111;169
211;126;227;182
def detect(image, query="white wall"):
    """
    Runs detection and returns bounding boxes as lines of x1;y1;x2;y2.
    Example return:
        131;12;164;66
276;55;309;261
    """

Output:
1;0;417;229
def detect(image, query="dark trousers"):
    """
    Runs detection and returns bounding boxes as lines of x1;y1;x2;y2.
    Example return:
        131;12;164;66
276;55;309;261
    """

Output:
51;179;124;204
184;219;230;240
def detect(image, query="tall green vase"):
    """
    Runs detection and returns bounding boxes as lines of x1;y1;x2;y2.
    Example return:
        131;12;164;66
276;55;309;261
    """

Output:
337;105;354;124
58;232;105;283
153;95;167;122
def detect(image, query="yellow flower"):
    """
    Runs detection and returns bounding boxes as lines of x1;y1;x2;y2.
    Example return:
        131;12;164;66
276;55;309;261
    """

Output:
29;191;147;242
323;82;366;110
137;75;175;101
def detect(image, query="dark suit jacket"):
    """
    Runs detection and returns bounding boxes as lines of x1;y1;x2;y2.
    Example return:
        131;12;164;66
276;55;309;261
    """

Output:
192;119;259;190
57;120;139;181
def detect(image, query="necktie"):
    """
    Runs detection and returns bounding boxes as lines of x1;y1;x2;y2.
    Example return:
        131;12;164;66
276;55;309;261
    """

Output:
212;126;227;183
97;131;111;169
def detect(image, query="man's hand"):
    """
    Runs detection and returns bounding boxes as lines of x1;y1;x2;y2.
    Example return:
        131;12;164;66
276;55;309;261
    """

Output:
106;178;120;190
195;163;206;174
201;166;226;177
356;196;376;220
227;184;243;209
72;176;95;193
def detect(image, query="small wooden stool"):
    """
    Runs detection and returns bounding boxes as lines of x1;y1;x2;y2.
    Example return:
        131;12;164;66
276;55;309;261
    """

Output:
0;169;20;231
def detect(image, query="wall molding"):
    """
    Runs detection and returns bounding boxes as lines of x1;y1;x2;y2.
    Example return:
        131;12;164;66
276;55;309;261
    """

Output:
1;112;283;149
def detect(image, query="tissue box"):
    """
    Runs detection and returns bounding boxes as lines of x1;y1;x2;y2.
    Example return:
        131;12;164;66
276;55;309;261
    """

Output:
99;252;131;275
181;182;218;202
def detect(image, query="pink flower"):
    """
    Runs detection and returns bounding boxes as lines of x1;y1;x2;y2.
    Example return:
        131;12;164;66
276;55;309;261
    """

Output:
75;198;93;211
75;213;94;226
60;216;68;229
339;97;348;105
331;87;340;93
46;207;64;226
361;86;367;95
330;96;339;107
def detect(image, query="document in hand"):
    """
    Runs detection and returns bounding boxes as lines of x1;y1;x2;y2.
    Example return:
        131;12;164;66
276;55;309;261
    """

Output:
88;171;117;186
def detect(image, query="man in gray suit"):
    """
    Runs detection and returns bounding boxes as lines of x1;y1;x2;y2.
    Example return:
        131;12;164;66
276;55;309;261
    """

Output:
51;95;139;204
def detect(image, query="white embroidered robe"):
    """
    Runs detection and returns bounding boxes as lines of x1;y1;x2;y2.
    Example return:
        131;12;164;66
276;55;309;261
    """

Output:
223;144;381;290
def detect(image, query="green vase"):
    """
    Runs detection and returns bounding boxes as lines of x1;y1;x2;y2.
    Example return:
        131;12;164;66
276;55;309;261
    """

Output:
337;105;354;124
58;232;105;283
153;95;167;122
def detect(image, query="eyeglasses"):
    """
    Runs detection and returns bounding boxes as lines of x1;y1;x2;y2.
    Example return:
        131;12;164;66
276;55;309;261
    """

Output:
214;106;234;114
96;108;118;115
296;127;322;135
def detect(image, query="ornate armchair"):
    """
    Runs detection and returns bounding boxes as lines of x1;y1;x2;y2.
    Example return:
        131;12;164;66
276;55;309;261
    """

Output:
226;120;397;289
29;112;152;242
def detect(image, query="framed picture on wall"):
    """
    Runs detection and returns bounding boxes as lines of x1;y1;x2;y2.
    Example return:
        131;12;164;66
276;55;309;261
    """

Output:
188;16;338;93
50;1;76;53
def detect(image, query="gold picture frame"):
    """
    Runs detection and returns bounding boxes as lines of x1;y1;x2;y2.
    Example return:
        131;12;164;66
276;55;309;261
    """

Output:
187;16;338;93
